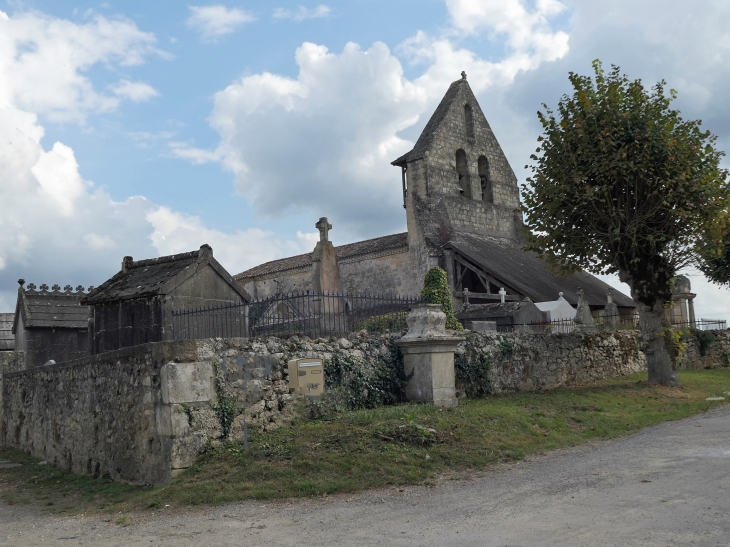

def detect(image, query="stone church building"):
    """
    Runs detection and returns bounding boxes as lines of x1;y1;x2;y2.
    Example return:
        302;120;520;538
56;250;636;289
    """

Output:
235;73;634;313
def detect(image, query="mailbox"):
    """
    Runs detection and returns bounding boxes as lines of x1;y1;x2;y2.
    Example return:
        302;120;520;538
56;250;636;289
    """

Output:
288;358;325;398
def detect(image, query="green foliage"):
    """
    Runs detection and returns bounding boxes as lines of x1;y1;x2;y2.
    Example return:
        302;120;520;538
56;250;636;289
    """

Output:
702;239;730;287
308;345;413;418
354;312;408;333
454;353;493;398
210;362;236;439
179;403;194;426
496;337;514;361
522;60;730;306
691;328;715;357
420;267;463;331
678;328;716;357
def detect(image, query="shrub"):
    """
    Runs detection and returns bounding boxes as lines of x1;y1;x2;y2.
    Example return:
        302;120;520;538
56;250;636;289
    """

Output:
421;267;463;331
454;353;492;398
308;345;413;418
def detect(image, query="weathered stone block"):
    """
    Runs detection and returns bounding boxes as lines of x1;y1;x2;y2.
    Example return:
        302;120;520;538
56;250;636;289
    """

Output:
160;361;214;404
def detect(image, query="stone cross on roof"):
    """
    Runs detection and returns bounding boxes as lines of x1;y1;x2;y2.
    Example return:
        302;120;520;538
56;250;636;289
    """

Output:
316;217;332;242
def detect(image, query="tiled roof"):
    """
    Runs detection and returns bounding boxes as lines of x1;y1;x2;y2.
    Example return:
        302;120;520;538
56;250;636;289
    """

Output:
84;245;250;304
445;233;635;308
235;233;408;279
15;285;90;330
84;251;200;304
455;302;528;320
391;78;468;167
0;312;14;350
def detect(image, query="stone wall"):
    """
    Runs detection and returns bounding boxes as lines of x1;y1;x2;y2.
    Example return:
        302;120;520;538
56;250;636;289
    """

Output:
9;328;719;487
0;336;398;485
0;351;24;421
677;329;730;370
456;331;646;394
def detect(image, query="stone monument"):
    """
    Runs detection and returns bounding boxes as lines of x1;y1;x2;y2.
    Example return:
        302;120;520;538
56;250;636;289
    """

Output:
395;304;464;407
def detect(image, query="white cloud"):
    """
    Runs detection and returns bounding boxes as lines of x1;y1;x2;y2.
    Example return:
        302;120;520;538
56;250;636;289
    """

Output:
110;79;160;102
0;8;309;311
171;41;428;238
146;207;315;274
172;0;569;239
186;5;255;42
398;0;569;98
273;5;331;22
83;233;117;250
0;10;163;123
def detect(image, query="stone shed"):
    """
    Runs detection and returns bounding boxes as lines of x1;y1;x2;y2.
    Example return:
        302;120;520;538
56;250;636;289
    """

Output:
12;281;90;369
83;245;251;355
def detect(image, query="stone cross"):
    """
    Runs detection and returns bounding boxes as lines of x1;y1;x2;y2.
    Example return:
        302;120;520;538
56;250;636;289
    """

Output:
316;217;332;242
461;71;467;80
463;287;470;305
499;287;506;303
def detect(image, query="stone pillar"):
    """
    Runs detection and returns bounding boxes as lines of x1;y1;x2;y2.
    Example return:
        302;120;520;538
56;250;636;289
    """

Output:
311;217;340;295
395;304;464;407
604;291;619;328
688;294;697;328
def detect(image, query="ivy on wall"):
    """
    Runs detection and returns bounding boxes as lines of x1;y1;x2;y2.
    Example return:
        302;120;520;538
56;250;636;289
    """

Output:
421;267;463;331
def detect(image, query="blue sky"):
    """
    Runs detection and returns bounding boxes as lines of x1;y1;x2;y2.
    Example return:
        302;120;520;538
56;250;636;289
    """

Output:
0;0;729;322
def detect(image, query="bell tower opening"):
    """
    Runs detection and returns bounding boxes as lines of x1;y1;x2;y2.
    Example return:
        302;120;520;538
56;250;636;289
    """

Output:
456;149;470;198
464;104;474;139
478;155;492;202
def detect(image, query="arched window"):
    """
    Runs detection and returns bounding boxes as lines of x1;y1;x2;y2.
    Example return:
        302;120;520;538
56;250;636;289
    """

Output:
456;149;470;197
478;155;492;202
464;104;474;139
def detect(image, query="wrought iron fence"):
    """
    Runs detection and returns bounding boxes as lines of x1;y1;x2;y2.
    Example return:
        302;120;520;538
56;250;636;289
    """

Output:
672;319;727;331
171;291;425;340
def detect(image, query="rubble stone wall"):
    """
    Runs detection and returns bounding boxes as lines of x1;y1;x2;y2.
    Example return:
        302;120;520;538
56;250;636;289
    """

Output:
677;329;730;370
456;331;647;394
7;328;728;486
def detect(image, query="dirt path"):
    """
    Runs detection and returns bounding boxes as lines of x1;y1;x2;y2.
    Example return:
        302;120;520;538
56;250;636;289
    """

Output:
1;405;729;546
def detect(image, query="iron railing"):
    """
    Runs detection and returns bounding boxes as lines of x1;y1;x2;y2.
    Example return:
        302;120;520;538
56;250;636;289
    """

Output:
672;319;727;331
171;291;425;340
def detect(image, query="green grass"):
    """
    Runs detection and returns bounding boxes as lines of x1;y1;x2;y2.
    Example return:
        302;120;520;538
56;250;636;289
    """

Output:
1;369;729;514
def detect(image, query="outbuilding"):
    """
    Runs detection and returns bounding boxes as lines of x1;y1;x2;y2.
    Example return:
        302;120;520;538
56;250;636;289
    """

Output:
13;282;90;368
83;244;250;354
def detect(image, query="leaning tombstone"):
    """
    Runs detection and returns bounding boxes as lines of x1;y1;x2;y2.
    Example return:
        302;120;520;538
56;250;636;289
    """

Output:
395;304;464;407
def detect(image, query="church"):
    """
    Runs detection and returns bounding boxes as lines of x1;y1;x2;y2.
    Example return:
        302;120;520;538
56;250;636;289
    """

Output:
235;73;635;314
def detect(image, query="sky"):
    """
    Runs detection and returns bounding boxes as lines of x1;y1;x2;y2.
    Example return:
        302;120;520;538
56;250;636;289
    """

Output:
0;0;729;322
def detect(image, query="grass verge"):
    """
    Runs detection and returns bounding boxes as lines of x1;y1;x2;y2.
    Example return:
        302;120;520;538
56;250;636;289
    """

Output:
1;369;728;514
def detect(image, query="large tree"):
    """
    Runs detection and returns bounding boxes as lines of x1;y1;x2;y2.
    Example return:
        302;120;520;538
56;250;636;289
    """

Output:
522;61;730;386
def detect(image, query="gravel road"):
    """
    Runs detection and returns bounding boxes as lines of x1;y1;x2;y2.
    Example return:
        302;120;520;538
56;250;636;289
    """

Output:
1;405;729;547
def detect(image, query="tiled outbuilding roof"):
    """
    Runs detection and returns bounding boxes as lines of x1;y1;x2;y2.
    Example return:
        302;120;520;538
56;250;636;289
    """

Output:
235;232;408;279
84;245;250;304
14;284;90;330
455;301;529;320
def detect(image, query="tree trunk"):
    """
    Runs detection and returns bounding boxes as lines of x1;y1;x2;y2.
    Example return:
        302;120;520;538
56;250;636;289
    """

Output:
635;299;680;386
